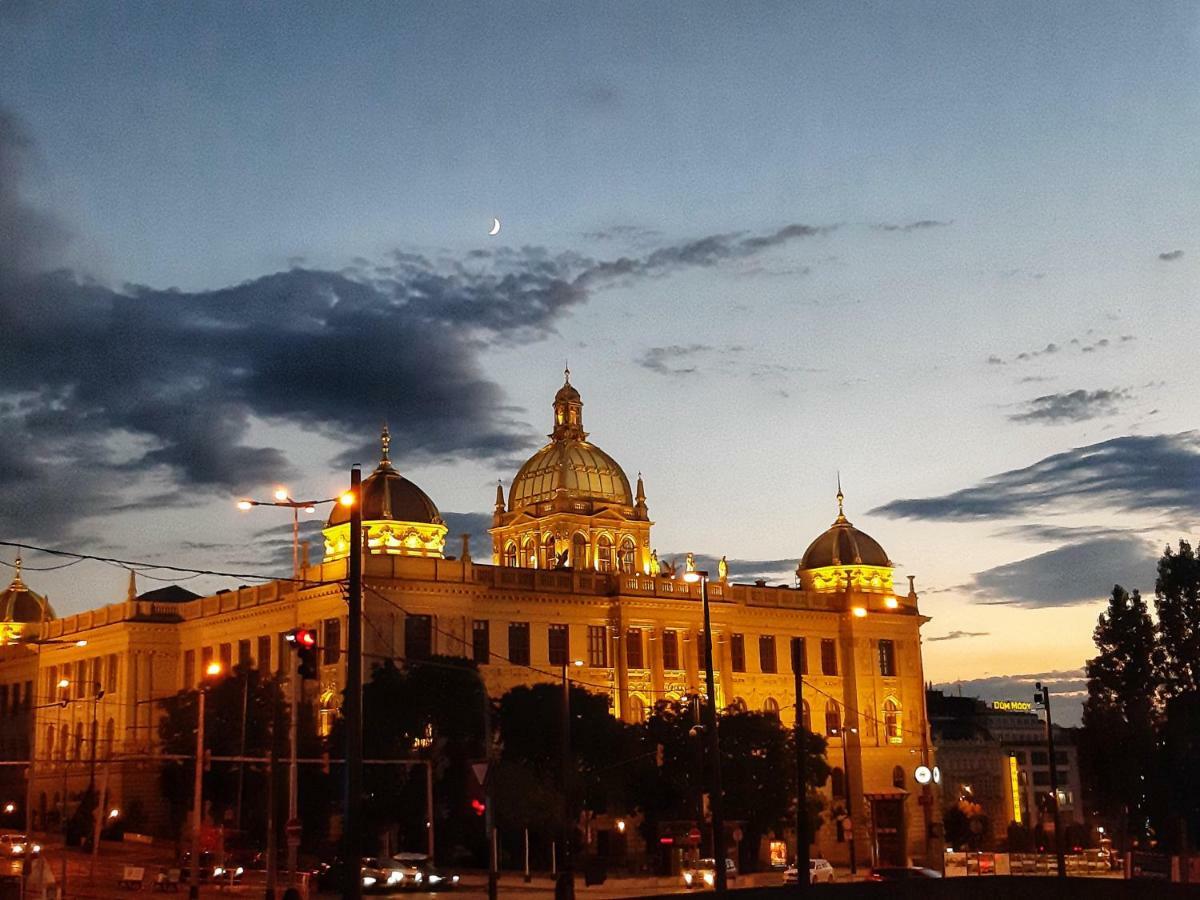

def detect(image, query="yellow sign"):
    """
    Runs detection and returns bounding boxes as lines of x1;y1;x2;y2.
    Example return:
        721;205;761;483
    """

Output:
1009;755;1022;824
992;700;1033;712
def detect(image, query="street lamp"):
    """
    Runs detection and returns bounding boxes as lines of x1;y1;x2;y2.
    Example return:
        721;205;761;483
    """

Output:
190;661;223;900
236;487;339;892
683;569;727;895
1034;682;1066;878
829;720;859;874
558;658;584;900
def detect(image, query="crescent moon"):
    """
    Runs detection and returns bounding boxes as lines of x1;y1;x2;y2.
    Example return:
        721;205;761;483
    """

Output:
488;217;501;236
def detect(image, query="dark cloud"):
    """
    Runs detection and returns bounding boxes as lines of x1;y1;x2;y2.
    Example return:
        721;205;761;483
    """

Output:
580;225;662;245
931;669;1087;724
873;220;953;232
992;334;1129;364
964;536;1159;608
440;511;494;561
927;630;990;642
660;552;797;584
1008;388;1132;424
636;344;718;376
872;432;1200;521
1158;250;1184;262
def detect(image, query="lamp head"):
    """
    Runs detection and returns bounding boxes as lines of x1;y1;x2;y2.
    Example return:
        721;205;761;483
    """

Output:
205;661;223;678
683;570;708;584
339;491;356;507
274;487;289;501
236;500;253;511
57;678;70;689
851;606;867;618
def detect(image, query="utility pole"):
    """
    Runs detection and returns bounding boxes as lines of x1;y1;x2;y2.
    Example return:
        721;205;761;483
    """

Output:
557;661;576;900
480;673;497;900
792;640;809;895
286;504;301;889
342;466;364;900
190;667;219;900
1036;682;1066;878
692;571;727;896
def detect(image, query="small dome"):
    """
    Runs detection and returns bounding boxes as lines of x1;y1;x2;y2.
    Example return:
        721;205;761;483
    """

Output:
326;427;443;527
0;559;55;623
510;440;633;508
799;489;891;569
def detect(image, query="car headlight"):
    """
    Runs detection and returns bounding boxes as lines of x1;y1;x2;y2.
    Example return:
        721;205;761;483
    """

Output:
704;873;714;885
429;875;442;883
683;873;693;884
235;867;244;876
362;875;377;886
11;845;23;855
388;872;403;884
452;875;460;883
31;845;40;854
414;872;423;882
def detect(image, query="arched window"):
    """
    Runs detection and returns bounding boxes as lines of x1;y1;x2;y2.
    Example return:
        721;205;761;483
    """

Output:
541;533;557;569
629;695;646;723
800;699;811;732
596;534;614;572
825;699;841;736
883;697;902;744
521;538;537;568
830;767;846;798
732;697;748;713
618;538;636;574
763;697;780;719
571;534;588;569
892;765;906;789
503;542;517;567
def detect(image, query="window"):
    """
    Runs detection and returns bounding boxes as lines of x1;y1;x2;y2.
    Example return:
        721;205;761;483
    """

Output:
764;697;780;719
74;661;85;698
472;620;490;664
219;643;233;671
596;535;613;572
257;635;272;672
548;624;569;665
1033;771;1050;786
238;639;252;668
662;630;680;670
1032;751;1049;766
730;634;746;672
587;625;609;667
1054;750;1068;764
759;635;777;673
878;639;896;676
892;765;905;789
883;698;902;744
405;615;432;661
830;767;846;798
0;685;7;717
820;639;838;676
571;534;588;569
508;623;530;665
183;650;195;688
106;654;118;694
697;630;708;672
276;633;290;673
618;538;636;574
626;628;644;669
799;699;811;731
825;699;841;735
1011;751;1026;764
322;618;341;665
521;538;537;568
22;680;30;710
46;725;54;760
629;695;646;722
541;534;557;569
731;697;748;713
503;542;517;567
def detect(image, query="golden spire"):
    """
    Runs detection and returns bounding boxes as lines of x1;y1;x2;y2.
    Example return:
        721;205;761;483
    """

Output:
494;480;505;512
835;472;848;524
126;569;138;602
564;361;571;384
12;551;21;585
380;423;392;467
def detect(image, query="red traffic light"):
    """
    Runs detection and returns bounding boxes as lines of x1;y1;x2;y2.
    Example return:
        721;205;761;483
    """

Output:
470;799;486;817
287;628;317;650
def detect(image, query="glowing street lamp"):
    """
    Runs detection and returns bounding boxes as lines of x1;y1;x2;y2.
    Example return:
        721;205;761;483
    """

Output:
189;661;223;900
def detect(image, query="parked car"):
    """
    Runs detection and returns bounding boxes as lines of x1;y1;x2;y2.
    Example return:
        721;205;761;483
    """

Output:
783;858;835;884
0;835;40;858
389;852;461;891
868;866;942;881
682;858;737;888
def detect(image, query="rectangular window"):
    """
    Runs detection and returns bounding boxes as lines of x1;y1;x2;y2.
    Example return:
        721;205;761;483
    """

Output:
587;625;609;668
759;635;777;674
1033;771;1050;786
183;650;195;688
697;630;708;672
75;661;86;698
1054;750;1068;764
324;618;342;665
730;634;746;673
472;620;490;665
548;624;569;666
820;639;838;676
277;633;290;674
47;666;57;698
508;623;530;666
257;635;272;672
0;685;8;717
662;630;680;670
1012;751;1026;764
626;628;644;669
238;639;252;668
219;643;233;671
790;637;807;675
22;680;30;710
878;639;897;677
405;615;432;662
1032;751;1048;766
106;654;118;694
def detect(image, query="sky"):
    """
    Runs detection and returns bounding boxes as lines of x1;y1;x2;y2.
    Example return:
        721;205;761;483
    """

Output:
2;1;1198;723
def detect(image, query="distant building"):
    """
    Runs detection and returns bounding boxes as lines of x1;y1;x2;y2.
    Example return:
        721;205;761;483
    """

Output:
928;689;1082;846
1;374;943;867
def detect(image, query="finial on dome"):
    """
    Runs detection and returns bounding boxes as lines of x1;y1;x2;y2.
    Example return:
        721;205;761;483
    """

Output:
11;551;23;586
835;471;848;522
564;361;571;385
380;423;392;466
126;569;138;602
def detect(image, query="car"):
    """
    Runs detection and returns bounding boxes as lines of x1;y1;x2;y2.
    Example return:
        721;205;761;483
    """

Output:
389;852;461;891
868;866;943;881
0;835;41;858
179;850;216;882
682;858;737;889
783;858;835;884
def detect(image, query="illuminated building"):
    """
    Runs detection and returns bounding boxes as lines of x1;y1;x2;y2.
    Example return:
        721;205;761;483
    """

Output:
0;374;941;868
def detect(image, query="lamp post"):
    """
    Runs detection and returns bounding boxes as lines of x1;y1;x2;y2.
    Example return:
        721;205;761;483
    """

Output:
53;678;69;897
830;720;859;875
792;640;809;895
237;487;335;893
558;658;583;900
190;661;223;900
683;569;726;895
1035;682;1066;878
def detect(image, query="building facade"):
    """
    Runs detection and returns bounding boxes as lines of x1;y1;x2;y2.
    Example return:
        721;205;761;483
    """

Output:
0;375;942;867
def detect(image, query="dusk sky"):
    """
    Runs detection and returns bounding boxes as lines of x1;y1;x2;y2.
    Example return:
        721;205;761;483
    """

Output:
3;2;1198;721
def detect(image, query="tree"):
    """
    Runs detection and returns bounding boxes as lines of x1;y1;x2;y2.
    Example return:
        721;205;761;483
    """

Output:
1080;585;1161;844
1154;540;1200;699
943;799;988;851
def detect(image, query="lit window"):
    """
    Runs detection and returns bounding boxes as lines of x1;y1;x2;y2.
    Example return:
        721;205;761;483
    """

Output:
883;697;902;744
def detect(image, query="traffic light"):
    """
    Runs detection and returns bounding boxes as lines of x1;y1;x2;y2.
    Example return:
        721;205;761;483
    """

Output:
655;743;665;767
470;799;486;817
286;628;319;680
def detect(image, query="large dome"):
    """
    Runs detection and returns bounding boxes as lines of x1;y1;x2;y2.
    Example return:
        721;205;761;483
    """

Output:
799;490;891;570
326;427;443;527
0;558;54;623
508;371;633;510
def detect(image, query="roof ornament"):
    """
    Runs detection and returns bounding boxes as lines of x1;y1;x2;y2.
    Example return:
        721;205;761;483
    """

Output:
835;471;848;524
12;551;22;586
564;361;571;385
380;423;393;467
126;569;138;602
